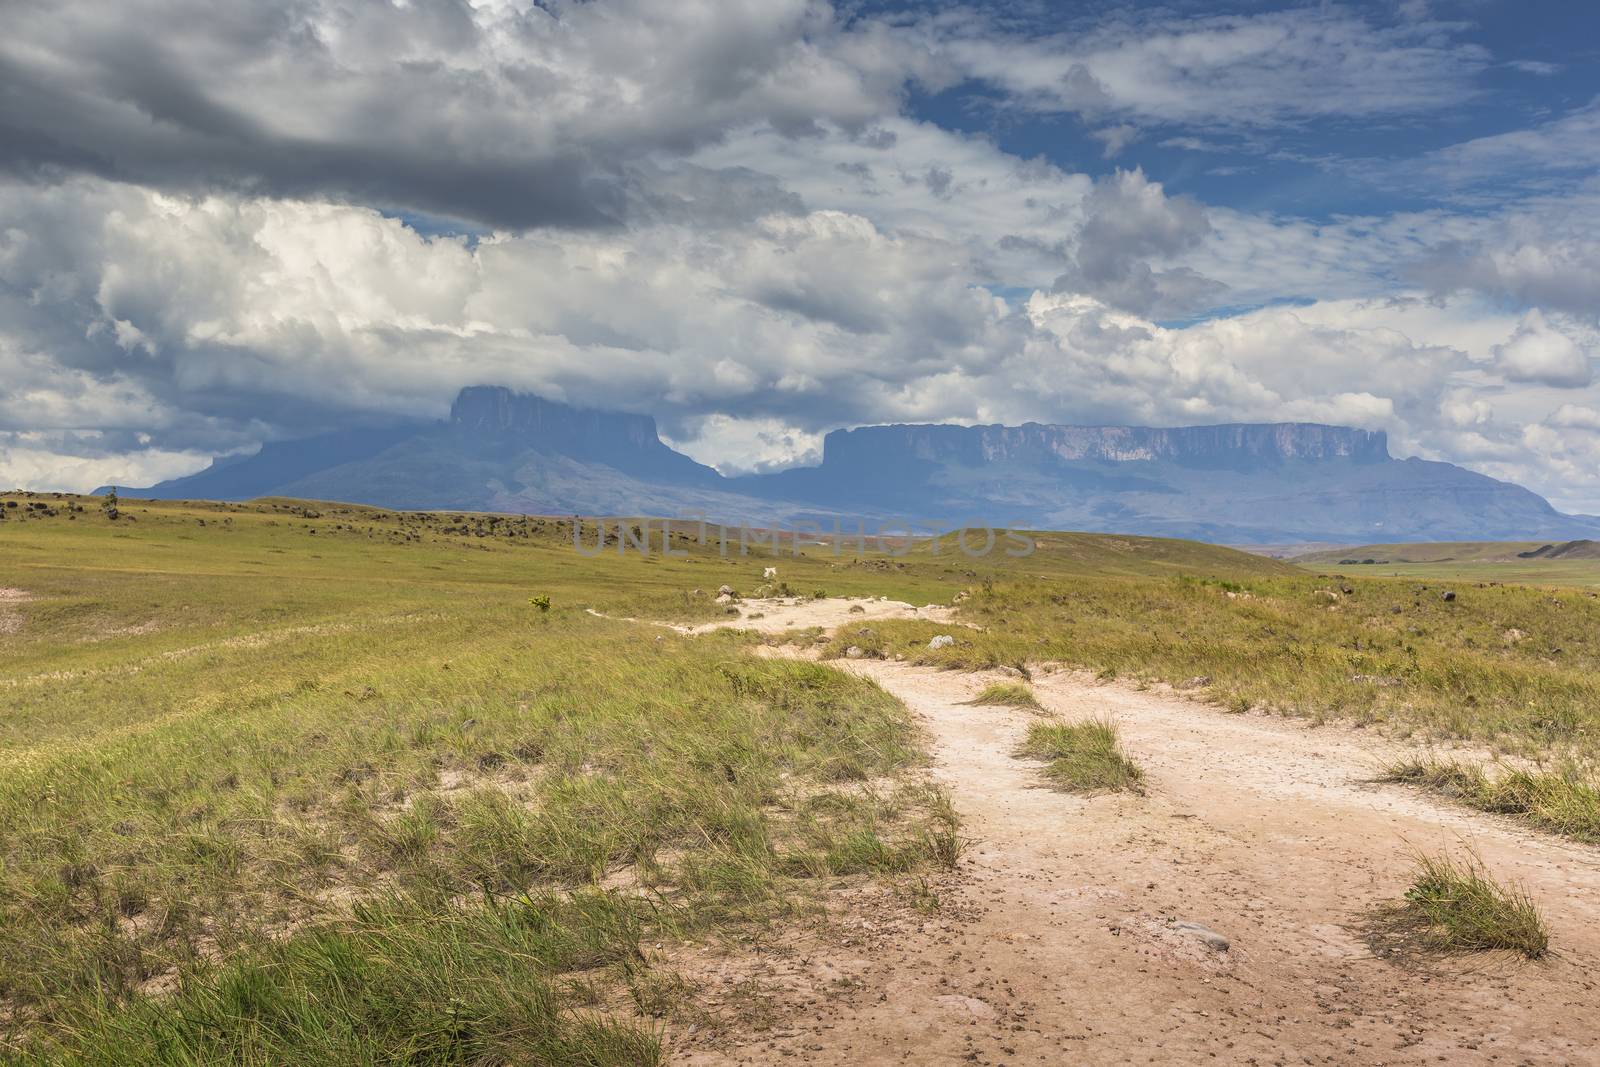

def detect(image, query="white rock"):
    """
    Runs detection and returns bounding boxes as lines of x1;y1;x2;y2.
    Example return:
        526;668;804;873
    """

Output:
928;634;955;650
1170;921;1230;952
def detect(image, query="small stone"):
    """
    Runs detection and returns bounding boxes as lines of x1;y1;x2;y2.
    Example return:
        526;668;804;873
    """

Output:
1171;920;1230;952
928;634;956;650
1441;590;1457;602
845;645;866;659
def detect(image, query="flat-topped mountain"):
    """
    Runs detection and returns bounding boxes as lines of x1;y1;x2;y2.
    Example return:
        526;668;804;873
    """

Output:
114;387;1600;543
820;421;1388;468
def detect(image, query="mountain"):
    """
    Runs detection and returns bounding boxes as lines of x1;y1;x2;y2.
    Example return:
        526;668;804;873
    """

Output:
113;387;793;524
111;387;1600;543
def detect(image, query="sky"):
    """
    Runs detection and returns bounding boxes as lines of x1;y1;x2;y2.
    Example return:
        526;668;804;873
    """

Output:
2;0;1599;509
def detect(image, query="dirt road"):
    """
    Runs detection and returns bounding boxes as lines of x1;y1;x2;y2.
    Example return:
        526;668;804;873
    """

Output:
679;647;1600;1065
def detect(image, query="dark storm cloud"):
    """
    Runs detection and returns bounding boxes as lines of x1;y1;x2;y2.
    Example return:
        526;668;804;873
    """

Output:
0;0;919;228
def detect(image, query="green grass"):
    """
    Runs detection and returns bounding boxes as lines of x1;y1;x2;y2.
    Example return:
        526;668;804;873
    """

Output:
823;571;1600;763
1292;541;1548;565
1291;540;1600;588
7;490;1597;1055
1398;850;1549;958
965;682;1041;709
1381;759;1600;843
1017;718;1144;794
0;494;980;1061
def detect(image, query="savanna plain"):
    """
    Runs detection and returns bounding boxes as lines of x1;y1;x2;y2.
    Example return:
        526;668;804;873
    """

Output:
4;492;1600;1064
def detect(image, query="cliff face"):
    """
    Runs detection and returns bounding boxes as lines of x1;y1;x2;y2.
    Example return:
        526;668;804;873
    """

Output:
820;422;1390;470
447;386;721;487
450;386;661;452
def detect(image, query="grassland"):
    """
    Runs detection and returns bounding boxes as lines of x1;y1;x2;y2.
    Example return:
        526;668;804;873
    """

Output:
824;568;1600;766
6;491;1600;1058
1291;540;1600;588
0;494;971;1061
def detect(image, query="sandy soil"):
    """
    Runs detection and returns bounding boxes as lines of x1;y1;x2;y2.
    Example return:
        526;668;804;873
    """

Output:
589;596;955;636
668;601;1600;1065
0;587;31;636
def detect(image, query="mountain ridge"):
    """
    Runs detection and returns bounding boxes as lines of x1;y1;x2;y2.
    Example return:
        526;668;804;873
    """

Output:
110;386;1600;543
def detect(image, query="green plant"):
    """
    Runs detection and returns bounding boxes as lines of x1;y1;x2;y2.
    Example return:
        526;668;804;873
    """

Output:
1398;850;1548;958
965;682;1041;709
1017;717;1144;794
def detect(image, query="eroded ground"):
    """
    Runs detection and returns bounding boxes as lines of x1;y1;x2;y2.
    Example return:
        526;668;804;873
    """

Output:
668;603;1600;1066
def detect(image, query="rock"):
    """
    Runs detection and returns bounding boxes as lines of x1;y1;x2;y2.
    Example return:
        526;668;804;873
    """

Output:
928;634;955;650
1176;675;1212;690
848;604;866;614
762;566;777;579
717;584;736;597
714;593;733;604
935;994;996;1020
1170;920;1230;952
844;645;866;659
994;665;1024;678
855;627;877;639
1441;590;1457;602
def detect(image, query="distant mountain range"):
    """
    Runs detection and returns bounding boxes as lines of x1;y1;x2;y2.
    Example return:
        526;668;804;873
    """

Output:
110;386;1600;543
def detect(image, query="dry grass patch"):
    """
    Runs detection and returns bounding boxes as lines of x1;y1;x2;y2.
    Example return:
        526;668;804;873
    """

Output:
1017;717;1144;795
965;682;1041;709
1381;758;1600;843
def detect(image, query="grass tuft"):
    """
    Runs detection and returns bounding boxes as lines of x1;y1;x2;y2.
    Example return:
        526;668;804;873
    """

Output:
1398;850;1549;958
1381;758;1600;843
965;682;1042;709
1017;717;1144;795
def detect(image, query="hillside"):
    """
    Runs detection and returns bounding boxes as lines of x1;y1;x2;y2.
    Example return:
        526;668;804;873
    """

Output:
1291;541;1547;565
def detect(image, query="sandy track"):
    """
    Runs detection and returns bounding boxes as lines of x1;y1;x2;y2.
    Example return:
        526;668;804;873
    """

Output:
588;596;954;636
680;655;1600;1065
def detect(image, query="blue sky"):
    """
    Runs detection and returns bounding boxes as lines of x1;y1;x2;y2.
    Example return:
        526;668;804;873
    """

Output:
891;1;1600;218
1;0;1598;509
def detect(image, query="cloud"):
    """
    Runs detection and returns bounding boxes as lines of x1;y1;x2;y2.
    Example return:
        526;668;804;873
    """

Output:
1052;169;1225;318
1547;403;1600;432
1376;98;1600;204
0;175;1485;497
1410;194;1600;319
928;7;1488;128
0;0;933;228
1091;124;1139;159
1492;310;1594;387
